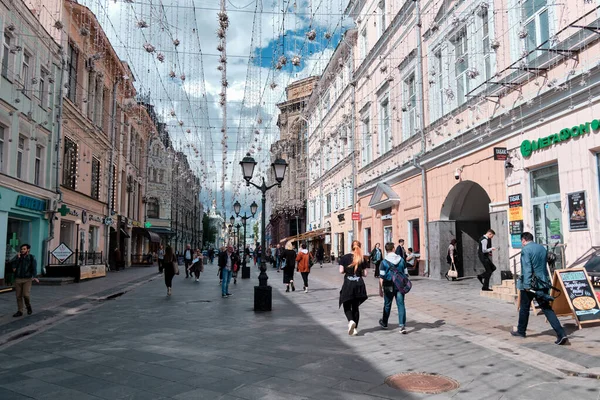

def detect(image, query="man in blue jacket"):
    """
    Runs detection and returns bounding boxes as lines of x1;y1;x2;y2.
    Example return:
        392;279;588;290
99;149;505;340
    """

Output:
511;232;567;345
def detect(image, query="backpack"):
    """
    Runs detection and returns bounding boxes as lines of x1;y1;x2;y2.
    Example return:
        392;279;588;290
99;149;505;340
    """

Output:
383;259;412;294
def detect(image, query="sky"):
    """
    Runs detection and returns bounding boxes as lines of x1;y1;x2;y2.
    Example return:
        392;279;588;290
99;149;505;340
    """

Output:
77;0;351;216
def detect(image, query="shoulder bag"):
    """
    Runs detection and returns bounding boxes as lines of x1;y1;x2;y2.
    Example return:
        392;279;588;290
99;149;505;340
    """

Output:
447;263;458;279
172;256;180;275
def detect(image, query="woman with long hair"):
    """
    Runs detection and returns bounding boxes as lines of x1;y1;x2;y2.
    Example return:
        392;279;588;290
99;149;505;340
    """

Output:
189;249;203;282
163;246;177;296
282;241;296;292
338;240;369;336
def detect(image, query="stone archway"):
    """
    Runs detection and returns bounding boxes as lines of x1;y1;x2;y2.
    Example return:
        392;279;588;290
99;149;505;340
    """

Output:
440;180;491;222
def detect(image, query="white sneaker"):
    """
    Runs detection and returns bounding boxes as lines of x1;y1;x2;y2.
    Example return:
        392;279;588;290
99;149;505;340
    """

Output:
195;278;199;282
304;287;308;293
351;327;358;336
348;320;356;336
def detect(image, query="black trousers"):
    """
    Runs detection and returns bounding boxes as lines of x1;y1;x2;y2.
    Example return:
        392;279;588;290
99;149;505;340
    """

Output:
184;260;191;277
301;272;309;288
164;270;174;288
343;299;361;326
478;256;496;289
158;259;163;273
374;261;381;277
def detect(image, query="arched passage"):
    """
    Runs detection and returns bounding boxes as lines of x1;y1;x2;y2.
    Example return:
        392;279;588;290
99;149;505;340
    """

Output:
439;181;492;278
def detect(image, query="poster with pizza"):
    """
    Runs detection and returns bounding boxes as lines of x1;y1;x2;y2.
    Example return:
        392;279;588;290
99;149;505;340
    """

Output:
551;267;600;328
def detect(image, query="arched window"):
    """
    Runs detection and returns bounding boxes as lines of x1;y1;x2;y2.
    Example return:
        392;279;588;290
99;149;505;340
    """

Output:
147;198;159;218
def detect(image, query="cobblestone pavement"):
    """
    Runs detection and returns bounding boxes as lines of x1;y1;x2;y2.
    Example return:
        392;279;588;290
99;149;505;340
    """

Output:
0;261;598;399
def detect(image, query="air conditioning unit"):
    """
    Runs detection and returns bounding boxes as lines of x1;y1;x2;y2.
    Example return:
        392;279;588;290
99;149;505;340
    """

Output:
47;199;58;212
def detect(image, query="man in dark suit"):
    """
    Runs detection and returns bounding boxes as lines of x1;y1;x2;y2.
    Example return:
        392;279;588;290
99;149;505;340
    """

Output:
395;239;406;260
511;232;567;345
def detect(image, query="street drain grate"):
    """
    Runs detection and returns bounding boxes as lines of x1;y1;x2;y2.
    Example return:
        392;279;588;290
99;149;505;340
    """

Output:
385;373;459;394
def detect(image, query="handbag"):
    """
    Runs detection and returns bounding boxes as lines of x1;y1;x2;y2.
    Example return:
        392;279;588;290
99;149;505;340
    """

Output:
447;263;458;278
173;260;180;275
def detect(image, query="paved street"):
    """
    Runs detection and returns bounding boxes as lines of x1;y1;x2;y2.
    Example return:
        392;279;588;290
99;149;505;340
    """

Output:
0;262;599;399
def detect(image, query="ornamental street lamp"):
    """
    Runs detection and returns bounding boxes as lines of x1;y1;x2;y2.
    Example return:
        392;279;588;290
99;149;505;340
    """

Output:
75;219;82;265
240;153;288;311
233;200;257;279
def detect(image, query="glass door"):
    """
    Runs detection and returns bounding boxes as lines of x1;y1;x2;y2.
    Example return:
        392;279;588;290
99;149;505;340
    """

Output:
383;226;393;249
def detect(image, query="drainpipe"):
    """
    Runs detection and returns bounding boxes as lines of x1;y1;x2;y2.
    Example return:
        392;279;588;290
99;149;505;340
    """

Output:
43;58;66;274
105;78;119;262
348;38;357;240
414;0;430;276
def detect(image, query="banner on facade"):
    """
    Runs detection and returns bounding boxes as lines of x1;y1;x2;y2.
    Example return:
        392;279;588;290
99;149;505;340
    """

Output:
51;243;73;264
567;191;588;231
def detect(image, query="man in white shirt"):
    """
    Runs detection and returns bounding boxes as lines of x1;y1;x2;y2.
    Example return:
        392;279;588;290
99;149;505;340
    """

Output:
183;244;193;279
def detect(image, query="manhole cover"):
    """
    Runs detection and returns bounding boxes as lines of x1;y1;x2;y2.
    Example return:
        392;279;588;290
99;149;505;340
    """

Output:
385;372;459;394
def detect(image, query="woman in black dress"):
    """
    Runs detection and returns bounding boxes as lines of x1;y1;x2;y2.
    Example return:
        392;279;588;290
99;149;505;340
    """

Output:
339;240;369;336
163;246;177;296
282;241;297;292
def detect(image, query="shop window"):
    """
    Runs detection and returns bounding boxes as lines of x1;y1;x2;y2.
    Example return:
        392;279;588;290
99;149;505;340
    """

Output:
6;218;31;262
62;137;77;189
91;157;101;200
408;219;420;253
88;226;98;253
16;135;25;179
67;43;78;103
34;145;43;186
530;164;562;246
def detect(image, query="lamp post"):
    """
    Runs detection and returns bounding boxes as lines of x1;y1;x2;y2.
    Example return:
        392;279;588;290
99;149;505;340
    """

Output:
233;200;257;279
235;223;241;252
75;219;82;265
240;153;287;311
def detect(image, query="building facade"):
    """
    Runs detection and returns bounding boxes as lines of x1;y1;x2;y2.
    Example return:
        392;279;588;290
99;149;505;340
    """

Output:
268;76;318;245
170;151;202;253
0;0;62;285
340;0;600;281
306;30;357;258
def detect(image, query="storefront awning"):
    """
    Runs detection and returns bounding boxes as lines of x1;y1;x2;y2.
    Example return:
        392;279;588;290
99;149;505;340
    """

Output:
148;227;176;237
279;228;330;244
368;182;400;210
133;227;161;243
147;231;161;243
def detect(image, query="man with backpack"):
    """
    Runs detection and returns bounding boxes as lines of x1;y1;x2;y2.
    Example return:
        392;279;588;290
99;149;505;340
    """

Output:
378;242;409;334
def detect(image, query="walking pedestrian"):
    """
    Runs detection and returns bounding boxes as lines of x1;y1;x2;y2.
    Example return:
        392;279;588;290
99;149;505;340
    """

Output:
316;245;324;268
445;239;458;281
157;244;165;275
163;245;177;296
10;244;39;317
274;244;282;272
232;250;240;285
183;244;193;279
370;243;382;278
112;247;123;271
395;239;406;260
218;246;236;298
282;241;296;292
378;242;408;333
477;229;497;291
189;249;203;282
208;247;215;264
296;243;312;293
512;232;568;345
338;240;369;336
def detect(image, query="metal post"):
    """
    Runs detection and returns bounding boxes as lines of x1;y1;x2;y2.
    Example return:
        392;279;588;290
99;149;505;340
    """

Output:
259;184;268;287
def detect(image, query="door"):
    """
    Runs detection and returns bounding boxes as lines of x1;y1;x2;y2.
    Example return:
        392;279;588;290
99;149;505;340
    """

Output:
383;226;393;249
533;200;563;270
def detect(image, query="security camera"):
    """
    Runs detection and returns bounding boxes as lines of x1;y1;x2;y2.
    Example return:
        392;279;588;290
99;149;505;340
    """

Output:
454;168;461;180
505;160;514;169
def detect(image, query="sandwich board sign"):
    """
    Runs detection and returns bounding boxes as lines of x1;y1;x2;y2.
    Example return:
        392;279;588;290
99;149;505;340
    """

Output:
51;243;73;264
551;267;600;329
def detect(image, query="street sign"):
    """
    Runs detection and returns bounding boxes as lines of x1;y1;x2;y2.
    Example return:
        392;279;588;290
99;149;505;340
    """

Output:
493;147;508;160
351;212;360;221
51;243;73;264
104;217;113;226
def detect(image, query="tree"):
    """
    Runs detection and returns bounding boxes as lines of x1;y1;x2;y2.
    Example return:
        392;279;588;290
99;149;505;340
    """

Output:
202;213;217;247
253;221;259;244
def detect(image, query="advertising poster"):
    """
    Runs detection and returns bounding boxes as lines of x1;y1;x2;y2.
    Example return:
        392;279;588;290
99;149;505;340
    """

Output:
508;194;523;248
567;191;588;231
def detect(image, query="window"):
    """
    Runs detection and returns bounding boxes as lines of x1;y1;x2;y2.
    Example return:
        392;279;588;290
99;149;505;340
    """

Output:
87;72;96;120
404;73;417;140
359;29;367;60
362;116;372;166
16;136;25;179
2;33;12;79
378;0;386;36
67;43;78;102
380;96;391;153
34;145;43;186
147;198;159;218
431;49;446;121
21;52;30;93
62;137;77;189
530;164;562;248
326;193;332;214
39;69;49;108
0;126;4;173
522;0;549;61
408;219;420;253
481;11;491;81
91;157;101;200
159;169;164;183
454;29;469;105
323;90;330;113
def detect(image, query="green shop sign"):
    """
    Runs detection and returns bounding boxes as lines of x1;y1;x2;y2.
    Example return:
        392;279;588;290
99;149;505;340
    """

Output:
520;119;600;157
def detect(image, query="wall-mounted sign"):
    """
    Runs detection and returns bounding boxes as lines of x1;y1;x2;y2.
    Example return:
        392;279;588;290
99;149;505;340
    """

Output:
68;209;80;217
351;212;361;221
381;214;392;220
51;243;73;264
567;191;588;231
508;194;523;248
520;120;599;157
509;221;523;235
81;210;88;224
493;147;508;160
16;195;46;212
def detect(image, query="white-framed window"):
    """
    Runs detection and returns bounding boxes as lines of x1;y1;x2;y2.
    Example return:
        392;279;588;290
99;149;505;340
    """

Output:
378;0;386;37
0;126;5;173
2;32;14;80
17;135;26;179
480;10;492;81
34;145;44;186
359;29;367;60
21;51;30;93
39;68;49;108
67;43;78;103
453;28;469;106
323;90;330;113
522;0;549;61
403;72;417;140
362;114;372;166
326;193;332;215
347;183;353;207
430;48;446;122
379;96;391;153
